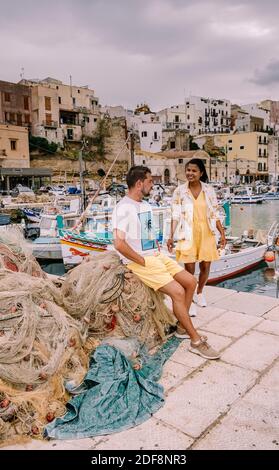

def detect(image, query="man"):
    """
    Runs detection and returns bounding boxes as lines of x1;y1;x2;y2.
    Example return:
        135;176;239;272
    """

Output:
112;166;220;360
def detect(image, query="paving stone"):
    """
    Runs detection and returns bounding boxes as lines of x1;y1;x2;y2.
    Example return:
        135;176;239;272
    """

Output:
258;361;279;391
160;360;192;392
194;387;279;450
2;437;102;450
221;331;279;371
192;306;227;328
94;418;193;450
263;306;279;322
254;319;279;336
169;340;207;368
154;362;257;438
203;286;237;305
212;292;279;316
202;311;262;338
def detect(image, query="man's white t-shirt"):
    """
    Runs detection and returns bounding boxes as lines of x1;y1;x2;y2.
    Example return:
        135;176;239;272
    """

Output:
112;195;158;263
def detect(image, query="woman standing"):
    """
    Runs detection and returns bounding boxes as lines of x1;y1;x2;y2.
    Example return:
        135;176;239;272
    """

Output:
167;158;226;312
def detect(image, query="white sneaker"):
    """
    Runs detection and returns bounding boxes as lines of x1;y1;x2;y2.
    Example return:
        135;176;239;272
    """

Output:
189;302;197;317
195;293;207;307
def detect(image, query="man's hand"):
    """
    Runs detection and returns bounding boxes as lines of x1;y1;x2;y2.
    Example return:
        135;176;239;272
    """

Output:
167;238;174;253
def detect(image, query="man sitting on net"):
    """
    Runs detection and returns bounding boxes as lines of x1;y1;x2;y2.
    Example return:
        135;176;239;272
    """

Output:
112;166;220;360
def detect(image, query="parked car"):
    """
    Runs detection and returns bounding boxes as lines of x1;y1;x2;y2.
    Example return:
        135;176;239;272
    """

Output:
11;185;35;198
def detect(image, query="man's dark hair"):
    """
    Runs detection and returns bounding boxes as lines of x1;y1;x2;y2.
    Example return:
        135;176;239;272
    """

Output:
126;166;151;188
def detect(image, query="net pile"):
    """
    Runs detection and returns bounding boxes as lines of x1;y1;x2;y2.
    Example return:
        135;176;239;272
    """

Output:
62;252;176;347
0;241;175;445
0;229;45;277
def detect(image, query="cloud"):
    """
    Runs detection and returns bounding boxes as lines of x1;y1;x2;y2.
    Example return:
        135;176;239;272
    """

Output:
1;0;279;108
251;61;279;86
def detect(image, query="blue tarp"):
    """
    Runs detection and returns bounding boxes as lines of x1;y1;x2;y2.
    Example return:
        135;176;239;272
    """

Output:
44;336;180;439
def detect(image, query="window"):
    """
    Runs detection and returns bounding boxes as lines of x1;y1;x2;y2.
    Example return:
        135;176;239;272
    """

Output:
23;96;29;110
187;115;190;120
58;97;61;104
141;131;147;137
73;97;76;106
67;128;73;140
263;149;266;157
94;118;97;122
78;89;80;93
228;139;232;143
45;113;52;125
45;131;48;137
175;115;179;123
10;113;15;121
143;160;145;164
24;114;30;124
4;92;10;102
179;159;183;164
10;140;17;150
170;141;176;149
56;86;59;90
17;113;22;126
259;148;262;156
264;163;267;171
153;131;158;140
240;145;244;150
228;147;232;151
258;163;262;171
45;96;51;111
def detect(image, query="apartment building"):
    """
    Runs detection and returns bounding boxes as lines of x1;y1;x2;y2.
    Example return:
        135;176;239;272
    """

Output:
20;77;100;146
0;80;31;128
157;96;231;136
0;124;30;168
194;132;269;182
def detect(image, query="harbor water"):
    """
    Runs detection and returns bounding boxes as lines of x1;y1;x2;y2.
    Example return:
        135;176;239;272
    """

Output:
40;200;279;298
217;200;279;298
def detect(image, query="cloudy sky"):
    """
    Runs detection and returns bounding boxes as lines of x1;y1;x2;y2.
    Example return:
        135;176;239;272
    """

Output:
1;0;279;110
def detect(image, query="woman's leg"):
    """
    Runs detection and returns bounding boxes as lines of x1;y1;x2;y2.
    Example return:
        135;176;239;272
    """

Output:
184;262;196;276
197;261;211;293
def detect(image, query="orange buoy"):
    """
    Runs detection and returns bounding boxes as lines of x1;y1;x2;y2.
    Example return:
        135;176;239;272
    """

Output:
264;251;275;263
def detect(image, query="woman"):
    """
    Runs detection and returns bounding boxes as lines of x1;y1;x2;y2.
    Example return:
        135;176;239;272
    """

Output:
167;158;226;312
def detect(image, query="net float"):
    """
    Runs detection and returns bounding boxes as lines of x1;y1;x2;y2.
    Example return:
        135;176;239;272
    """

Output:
46;412;55;422
26;384;33;392
133;314;141;322
264;251;275;263
0;398;10;408
111;304;120;313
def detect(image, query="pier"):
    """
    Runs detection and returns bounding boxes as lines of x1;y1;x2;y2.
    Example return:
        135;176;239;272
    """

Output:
3;285;279;450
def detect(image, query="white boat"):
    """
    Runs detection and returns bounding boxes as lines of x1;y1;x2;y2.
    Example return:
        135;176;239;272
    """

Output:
196;240;267;283
230;186;264;204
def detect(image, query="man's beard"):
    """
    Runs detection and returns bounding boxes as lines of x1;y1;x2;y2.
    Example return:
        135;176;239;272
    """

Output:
141;188;151;197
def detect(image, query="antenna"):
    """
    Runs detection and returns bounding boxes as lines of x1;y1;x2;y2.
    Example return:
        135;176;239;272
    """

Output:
70;74;72;97
20;67;25;80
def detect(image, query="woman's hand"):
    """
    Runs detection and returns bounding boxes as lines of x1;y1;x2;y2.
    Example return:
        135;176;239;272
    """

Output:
167;238;174;253
219;233;226;249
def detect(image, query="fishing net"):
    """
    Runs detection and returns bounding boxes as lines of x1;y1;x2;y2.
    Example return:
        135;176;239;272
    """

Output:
0;228;45;277
61;252;176;347
0;248;176;445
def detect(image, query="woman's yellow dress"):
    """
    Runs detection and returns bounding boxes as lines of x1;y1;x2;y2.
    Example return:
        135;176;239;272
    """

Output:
176;191;219;263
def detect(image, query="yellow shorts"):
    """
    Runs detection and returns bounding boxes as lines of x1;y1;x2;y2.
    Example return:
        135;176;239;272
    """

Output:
127;252;183;291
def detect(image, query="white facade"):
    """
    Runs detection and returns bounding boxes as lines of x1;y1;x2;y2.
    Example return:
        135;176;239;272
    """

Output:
138;123;162;153
156;96;231;136
241;103;270;131
268;136;279;182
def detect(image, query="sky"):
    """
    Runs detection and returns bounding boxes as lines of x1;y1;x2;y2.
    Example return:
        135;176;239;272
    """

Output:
1;0;279;111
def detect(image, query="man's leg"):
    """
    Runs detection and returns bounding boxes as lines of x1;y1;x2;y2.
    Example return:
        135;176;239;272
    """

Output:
173;270;197;313
159;280;200;343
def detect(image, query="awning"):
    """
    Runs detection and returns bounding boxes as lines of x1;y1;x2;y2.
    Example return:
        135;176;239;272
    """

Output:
0;168;52;177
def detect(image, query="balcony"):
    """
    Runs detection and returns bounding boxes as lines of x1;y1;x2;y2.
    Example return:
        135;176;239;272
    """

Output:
42;120;58;128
